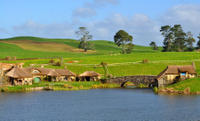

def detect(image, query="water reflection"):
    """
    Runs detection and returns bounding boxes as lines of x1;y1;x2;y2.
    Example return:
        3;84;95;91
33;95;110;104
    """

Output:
0;89;200;121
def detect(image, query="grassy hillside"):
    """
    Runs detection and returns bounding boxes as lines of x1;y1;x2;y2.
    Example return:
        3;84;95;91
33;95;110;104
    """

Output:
1;36;200;77
0;36;160;58
167;78;200;93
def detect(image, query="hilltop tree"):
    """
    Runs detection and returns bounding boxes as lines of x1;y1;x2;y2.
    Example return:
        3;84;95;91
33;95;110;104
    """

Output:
75;27;94;52
160;25;173;52
114;30;133;54
171;24;186;52
149;41;158;50
160;24;192;52
185;31;195;51
197;34;200;49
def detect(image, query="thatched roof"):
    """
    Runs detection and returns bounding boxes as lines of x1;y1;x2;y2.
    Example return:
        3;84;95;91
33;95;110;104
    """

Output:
47;69;60;76
157;65;196;79
6;67;32;78
35;68;52;75
22;67;76;77
0;63;15;71
55;69;76;76
79;71;100;77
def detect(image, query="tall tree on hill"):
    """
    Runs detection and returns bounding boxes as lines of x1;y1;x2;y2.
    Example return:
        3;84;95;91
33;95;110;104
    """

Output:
197;34;200;49
185;31;196;51
160;25;173;52
75;27;94;52
171;24;187;52
160;24;190;52
149;41;158;50
114;30;133;54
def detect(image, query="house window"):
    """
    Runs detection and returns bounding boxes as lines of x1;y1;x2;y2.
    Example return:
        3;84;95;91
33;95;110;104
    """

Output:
32;70;40;74
181;72;186;76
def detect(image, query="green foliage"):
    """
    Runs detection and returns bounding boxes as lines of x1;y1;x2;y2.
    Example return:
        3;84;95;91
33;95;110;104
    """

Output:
185;31;195;51
160;24;195;52
114;30;133;54
78;41;94;51
59;57;64;66
0;81;120;92
2;36;200;80
149;41;158;50
137;83;148;88
100;62;109;79
167;78;200;93
153;87;158;93
76;27;93;52
197;34;200;49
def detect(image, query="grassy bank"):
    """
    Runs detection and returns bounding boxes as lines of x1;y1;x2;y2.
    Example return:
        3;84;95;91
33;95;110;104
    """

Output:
0;81;120;92
158;78;200;95
168;78;200;93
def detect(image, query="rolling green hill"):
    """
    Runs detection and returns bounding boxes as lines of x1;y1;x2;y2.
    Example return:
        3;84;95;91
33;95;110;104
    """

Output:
1;36;200;77
0;36;160;58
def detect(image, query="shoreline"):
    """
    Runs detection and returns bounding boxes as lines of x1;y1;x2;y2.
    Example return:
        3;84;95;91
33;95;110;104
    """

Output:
157;87;200;95
0;81;120;93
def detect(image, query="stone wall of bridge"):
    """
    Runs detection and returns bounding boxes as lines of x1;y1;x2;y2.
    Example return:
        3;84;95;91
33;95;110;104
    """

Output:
107;75;157;87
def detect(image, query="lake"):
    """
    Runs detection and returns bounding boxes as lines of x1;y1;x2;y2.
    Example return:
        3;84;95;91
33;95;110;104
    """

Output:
0;89;200;121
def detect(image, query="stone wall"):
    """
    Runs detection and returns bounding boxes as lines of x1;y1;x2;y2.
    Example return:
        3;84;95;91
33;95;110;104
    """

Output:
107;75;157;87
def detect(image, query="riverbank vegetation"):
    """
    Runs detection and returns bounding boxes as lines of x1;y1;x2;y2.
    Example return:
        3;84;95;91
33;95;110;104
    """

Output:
0;81;120;92
1;36;200;94
158;78;200;95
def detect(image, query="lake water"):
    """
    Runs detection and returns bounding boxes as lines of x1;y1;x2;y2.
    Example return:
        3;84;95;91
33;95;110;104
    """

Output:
0;89;200;121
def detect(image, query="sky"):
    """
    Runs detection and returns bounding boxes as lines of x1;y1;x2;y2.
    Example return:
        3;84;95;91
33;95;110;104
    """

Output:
1;0;200;45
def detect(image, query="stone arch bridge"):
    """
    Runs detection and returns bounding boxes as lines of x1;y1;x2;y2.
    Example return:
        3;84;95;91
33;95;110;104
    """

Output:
107;75;157;87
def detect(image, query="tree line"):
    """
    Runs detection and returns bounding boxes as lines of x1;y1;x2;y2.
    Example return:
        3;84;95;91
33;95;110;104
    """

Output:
76;27;134;54
76;25;200;54
160;24;200;52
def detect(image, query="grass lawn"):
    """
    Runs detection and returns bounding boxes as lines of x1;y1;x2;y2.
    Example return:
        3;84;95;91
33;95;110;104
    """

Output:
0;81;120;92
167;78;200;93
1;36;200;77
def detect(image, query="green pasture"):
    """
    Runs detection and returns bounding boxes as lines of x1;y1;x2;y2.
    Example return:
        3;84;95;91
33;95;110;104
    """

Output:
0;36;200;77
168;78;200;93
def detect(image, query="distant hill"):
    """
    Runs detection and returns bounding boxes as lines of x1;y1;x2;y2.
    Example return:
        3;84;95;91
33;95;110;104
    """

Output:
0;36;161;58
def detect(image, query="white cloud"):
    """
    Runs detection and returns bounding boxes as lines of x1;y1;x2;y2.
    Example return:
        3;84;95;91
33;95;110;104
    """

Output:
12;21;75;38
10;14;162;46
72;7;96;18
0;28;8;34
6;4;200;46
87;13;162;45
72;0;118;18
161;4;200;37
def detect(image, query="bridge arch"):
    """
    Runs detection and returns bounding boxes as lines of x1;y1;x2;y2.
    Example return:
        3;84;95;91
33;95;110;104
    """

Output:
107;75;157;88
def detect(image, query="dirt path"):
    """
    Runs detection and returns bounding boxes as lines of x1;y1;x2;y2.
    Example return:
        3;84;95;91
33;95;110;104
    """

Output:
65;59;200;66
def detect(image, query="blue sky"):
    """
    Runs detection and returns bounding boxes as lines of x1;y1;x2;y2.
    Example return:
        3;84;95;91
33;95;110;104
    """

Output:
1;0;200;45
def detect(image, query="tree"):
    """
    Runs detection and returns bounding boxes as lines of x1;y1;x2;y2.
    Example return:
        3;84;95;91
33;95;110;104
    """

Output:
197;34;200;49
149;41;158;50
160;24;189;52
171;24;186;52
185;31;195;51
100;62;109;79
75;27;93;52
160;25;173;52
114;30;133;54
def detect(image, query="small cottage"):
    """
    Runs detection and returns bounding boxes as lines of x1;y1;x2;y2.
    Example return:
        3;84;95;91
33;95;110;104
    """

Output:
157;65;197;87
23;67;45;83
55;69;76;81
0;63;23;76
79;71;101;81
47;69;60;82
5;67;33;85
